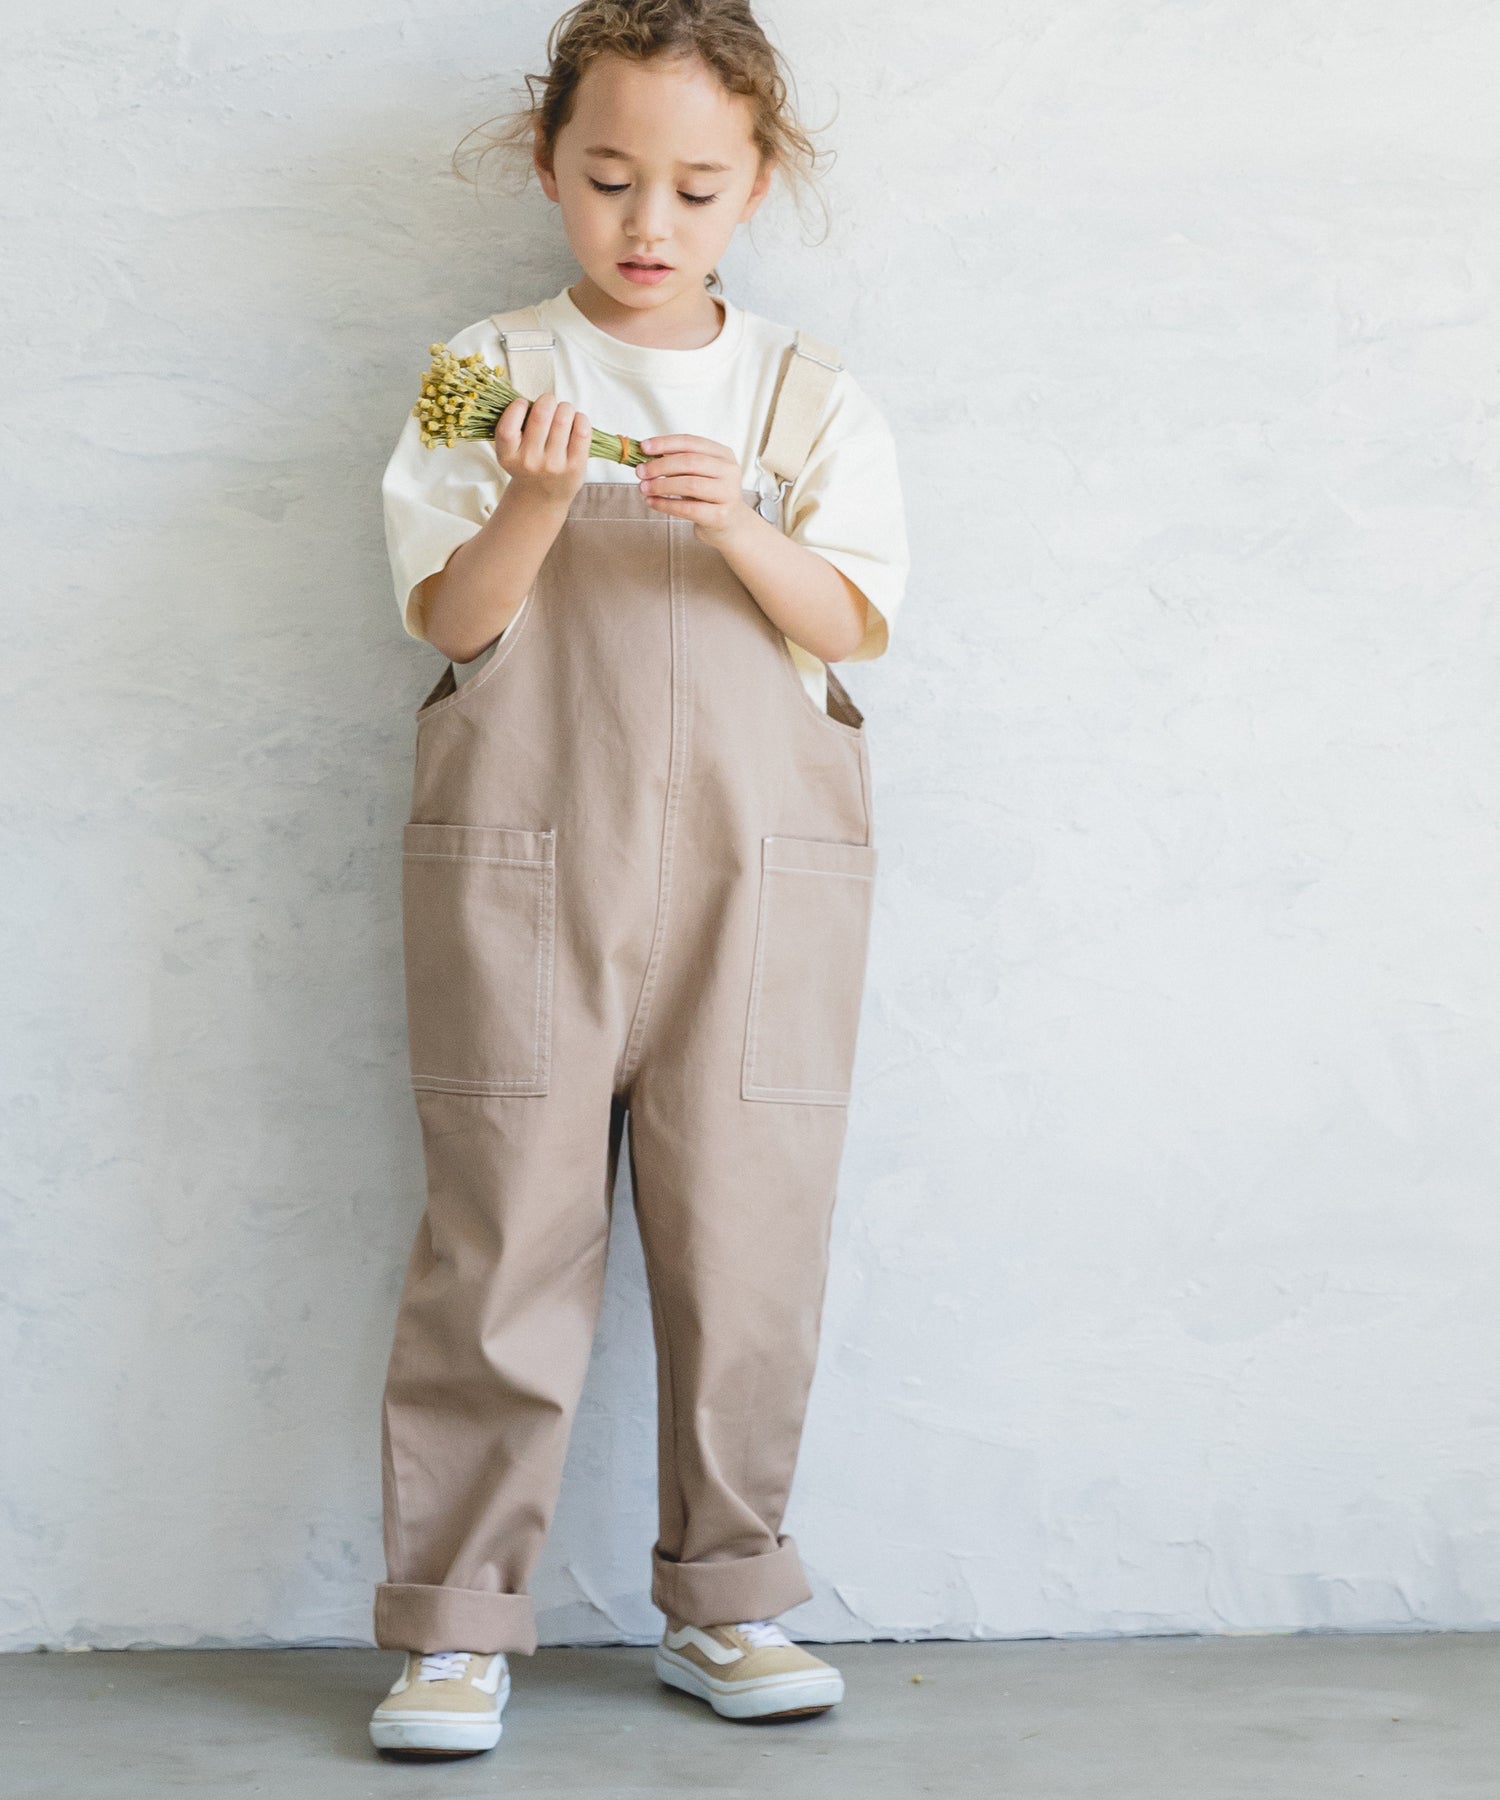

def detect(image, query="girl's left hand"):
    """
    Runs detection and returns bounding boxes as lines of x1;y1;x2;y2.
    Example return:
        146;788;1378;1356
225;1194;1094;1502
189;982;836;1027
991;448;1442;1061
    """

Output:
635;436;756;545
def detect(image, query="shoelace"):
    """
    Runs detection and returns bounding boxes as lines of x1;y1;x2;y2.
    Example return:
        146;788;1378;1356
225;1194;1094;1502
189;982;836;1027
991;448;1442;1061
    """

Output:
735;1618;794;1649
418;1650;473;1682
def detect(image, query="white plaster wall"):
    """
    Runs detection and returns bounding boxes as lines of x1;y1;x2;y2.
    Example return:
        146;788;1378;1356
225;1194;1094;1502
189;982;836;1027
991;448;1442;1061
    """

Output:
3;1;1498;1651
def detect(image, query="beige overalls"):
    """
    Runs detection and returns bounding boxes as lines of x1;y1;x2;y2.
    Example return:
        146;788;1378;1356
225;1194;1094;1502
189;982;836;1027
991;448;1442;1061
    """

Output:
374;305;880;1657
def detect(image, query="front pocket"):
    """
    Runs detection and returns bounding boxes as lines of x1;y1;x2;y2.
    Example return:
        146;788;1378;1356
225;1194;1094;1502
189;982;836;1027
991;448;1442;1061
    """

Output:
741;834;879;1105
401;823;555;1095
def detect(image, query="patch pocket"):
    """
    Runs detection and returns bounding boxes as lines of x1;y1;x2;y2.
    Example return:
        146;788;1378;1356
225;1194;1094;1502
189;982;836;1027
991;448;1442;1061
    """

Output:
741;834;879;1105
401;823;556;1095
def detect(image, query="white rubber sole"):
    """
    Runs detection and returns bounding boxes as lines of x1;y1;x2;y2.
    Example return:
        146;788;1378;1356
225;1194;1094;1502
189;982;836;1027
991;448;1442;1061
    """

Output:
654;1646;844;1720
369;1676;509;1754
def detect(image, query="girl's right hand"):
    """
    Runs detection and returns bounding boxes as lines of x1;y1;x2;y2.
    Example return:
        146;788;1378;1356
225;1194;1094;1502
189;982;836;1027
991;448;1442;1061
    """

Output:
494;391;591;509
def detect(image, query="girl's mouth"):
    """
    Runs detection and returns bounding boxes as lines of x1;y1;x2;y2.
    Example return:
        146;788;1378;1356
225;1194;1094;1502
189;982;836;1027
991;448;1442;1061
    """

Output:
618;259;673;285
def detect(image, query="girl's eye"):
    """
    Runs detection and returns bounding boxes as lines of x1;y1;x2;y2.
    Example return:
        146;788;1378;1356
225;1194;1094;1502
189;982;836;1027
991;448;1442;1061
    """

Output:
587;176;718;207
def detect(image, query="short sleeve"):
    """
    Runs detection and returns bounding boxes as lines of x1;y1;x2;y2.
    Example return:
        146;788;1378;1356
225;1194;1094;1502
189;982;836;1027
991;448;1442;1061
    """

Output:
780;367;910;663
380;319;511;641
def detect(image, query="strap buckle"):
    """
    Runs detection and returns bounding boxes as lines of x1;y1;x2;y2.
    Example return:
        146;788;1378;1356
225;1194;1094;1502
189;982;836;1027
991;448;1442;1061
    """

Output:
757;475;792;524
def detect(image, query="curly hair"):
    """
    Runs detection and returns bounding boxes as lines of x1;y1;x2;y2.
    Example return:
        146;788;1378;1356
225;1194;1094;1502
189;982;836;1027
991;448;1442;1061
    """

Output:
452;0;836;284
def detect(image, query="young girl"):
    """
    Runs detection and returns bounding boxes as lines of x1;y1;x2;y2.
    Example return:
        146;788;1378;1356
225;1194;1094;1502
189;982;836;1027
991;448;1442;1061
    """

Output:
369;0;908;1759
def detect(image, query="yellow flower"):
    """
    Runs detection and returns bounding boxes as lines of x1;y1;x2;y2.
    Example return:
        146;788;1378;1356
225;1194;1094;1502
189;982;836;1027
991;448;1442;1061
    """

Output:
409;342;648;465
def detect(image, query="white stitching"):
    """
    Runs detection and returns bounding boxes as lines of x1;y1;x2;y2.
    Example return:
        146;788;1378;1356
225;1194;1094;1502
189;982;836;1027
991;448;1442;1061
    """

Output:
740;856;774;1098
741;847;873;1104
616;518;690;1088
405;837;555;1094
762;864;875;878
535;853;555;1088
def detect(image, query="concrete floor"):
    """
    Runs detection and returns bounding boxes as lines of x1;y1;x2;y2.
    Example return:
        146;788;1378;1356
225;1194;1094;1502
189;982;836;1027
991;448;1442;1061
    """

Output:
5;1631;1497;1797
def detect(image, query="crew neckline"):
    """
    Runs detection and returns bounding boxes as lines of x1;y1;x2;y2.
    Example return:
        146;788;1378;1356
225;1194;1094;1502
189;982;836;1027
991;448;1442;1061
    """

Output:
539;282;744;383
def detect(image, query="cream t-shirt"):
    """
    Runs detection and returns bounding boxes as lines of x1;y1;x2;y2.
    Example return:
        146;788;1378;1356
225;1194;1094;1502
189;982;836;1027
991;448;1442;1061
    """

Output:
381;284;908;713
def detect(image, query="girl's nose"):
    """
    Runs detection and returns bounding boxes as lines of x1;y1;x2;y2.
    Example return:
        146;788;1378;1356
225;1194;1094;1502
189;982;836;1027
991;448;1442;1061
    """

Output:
624;192;675;244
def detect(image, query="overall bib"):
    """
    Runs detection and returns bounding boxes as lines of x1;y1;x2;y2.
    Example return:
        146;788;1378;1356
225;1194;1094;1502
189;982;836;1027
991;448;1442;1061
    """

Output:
374;306;879;1657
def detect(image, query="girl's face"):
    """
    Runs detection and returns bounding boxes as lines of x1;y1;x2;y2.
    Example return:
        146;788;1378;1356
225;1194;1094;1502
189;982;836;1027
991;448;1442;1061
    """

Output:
536;52;772;317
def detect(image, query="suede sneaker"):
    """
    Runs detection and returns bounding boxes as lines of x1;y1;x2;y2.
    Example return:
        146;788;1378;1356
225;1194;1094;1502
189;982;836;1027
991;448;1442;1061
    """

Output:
654;1616;844;1720
369;1648;509;1755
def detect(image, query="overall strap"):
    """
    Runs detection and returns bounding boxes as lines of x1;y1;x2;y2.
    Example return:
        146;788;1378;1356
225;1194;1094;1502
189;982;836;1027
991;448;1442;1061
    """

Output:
755;328;867;730
757;328;843;506
489;303;557;398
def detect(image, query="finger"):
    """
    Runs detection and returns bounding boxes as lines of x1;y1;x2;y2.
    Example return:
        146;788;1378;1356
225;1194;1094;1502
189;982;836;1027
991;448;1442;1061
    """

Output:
638;438;733;463
639;473;724;500
638;435;730;461
525;398;571;469
641;494;712;517
494;393;531;445
518;391;557;444
543;400;577;455
637;451;735;478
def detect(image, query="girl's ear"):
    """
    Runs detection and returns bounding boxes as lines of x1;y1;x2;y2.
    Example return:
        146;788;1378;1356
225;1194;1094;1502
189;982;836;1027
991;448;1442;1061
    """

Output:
740;160;774;222
533;124;558;202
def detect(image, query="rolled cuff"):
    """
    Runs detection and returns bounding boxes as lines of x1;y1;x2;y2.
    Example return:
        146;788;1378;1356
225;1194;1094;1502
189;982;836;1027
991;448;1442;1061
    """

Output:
373;1581;538;1656
650;1533;813;1626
